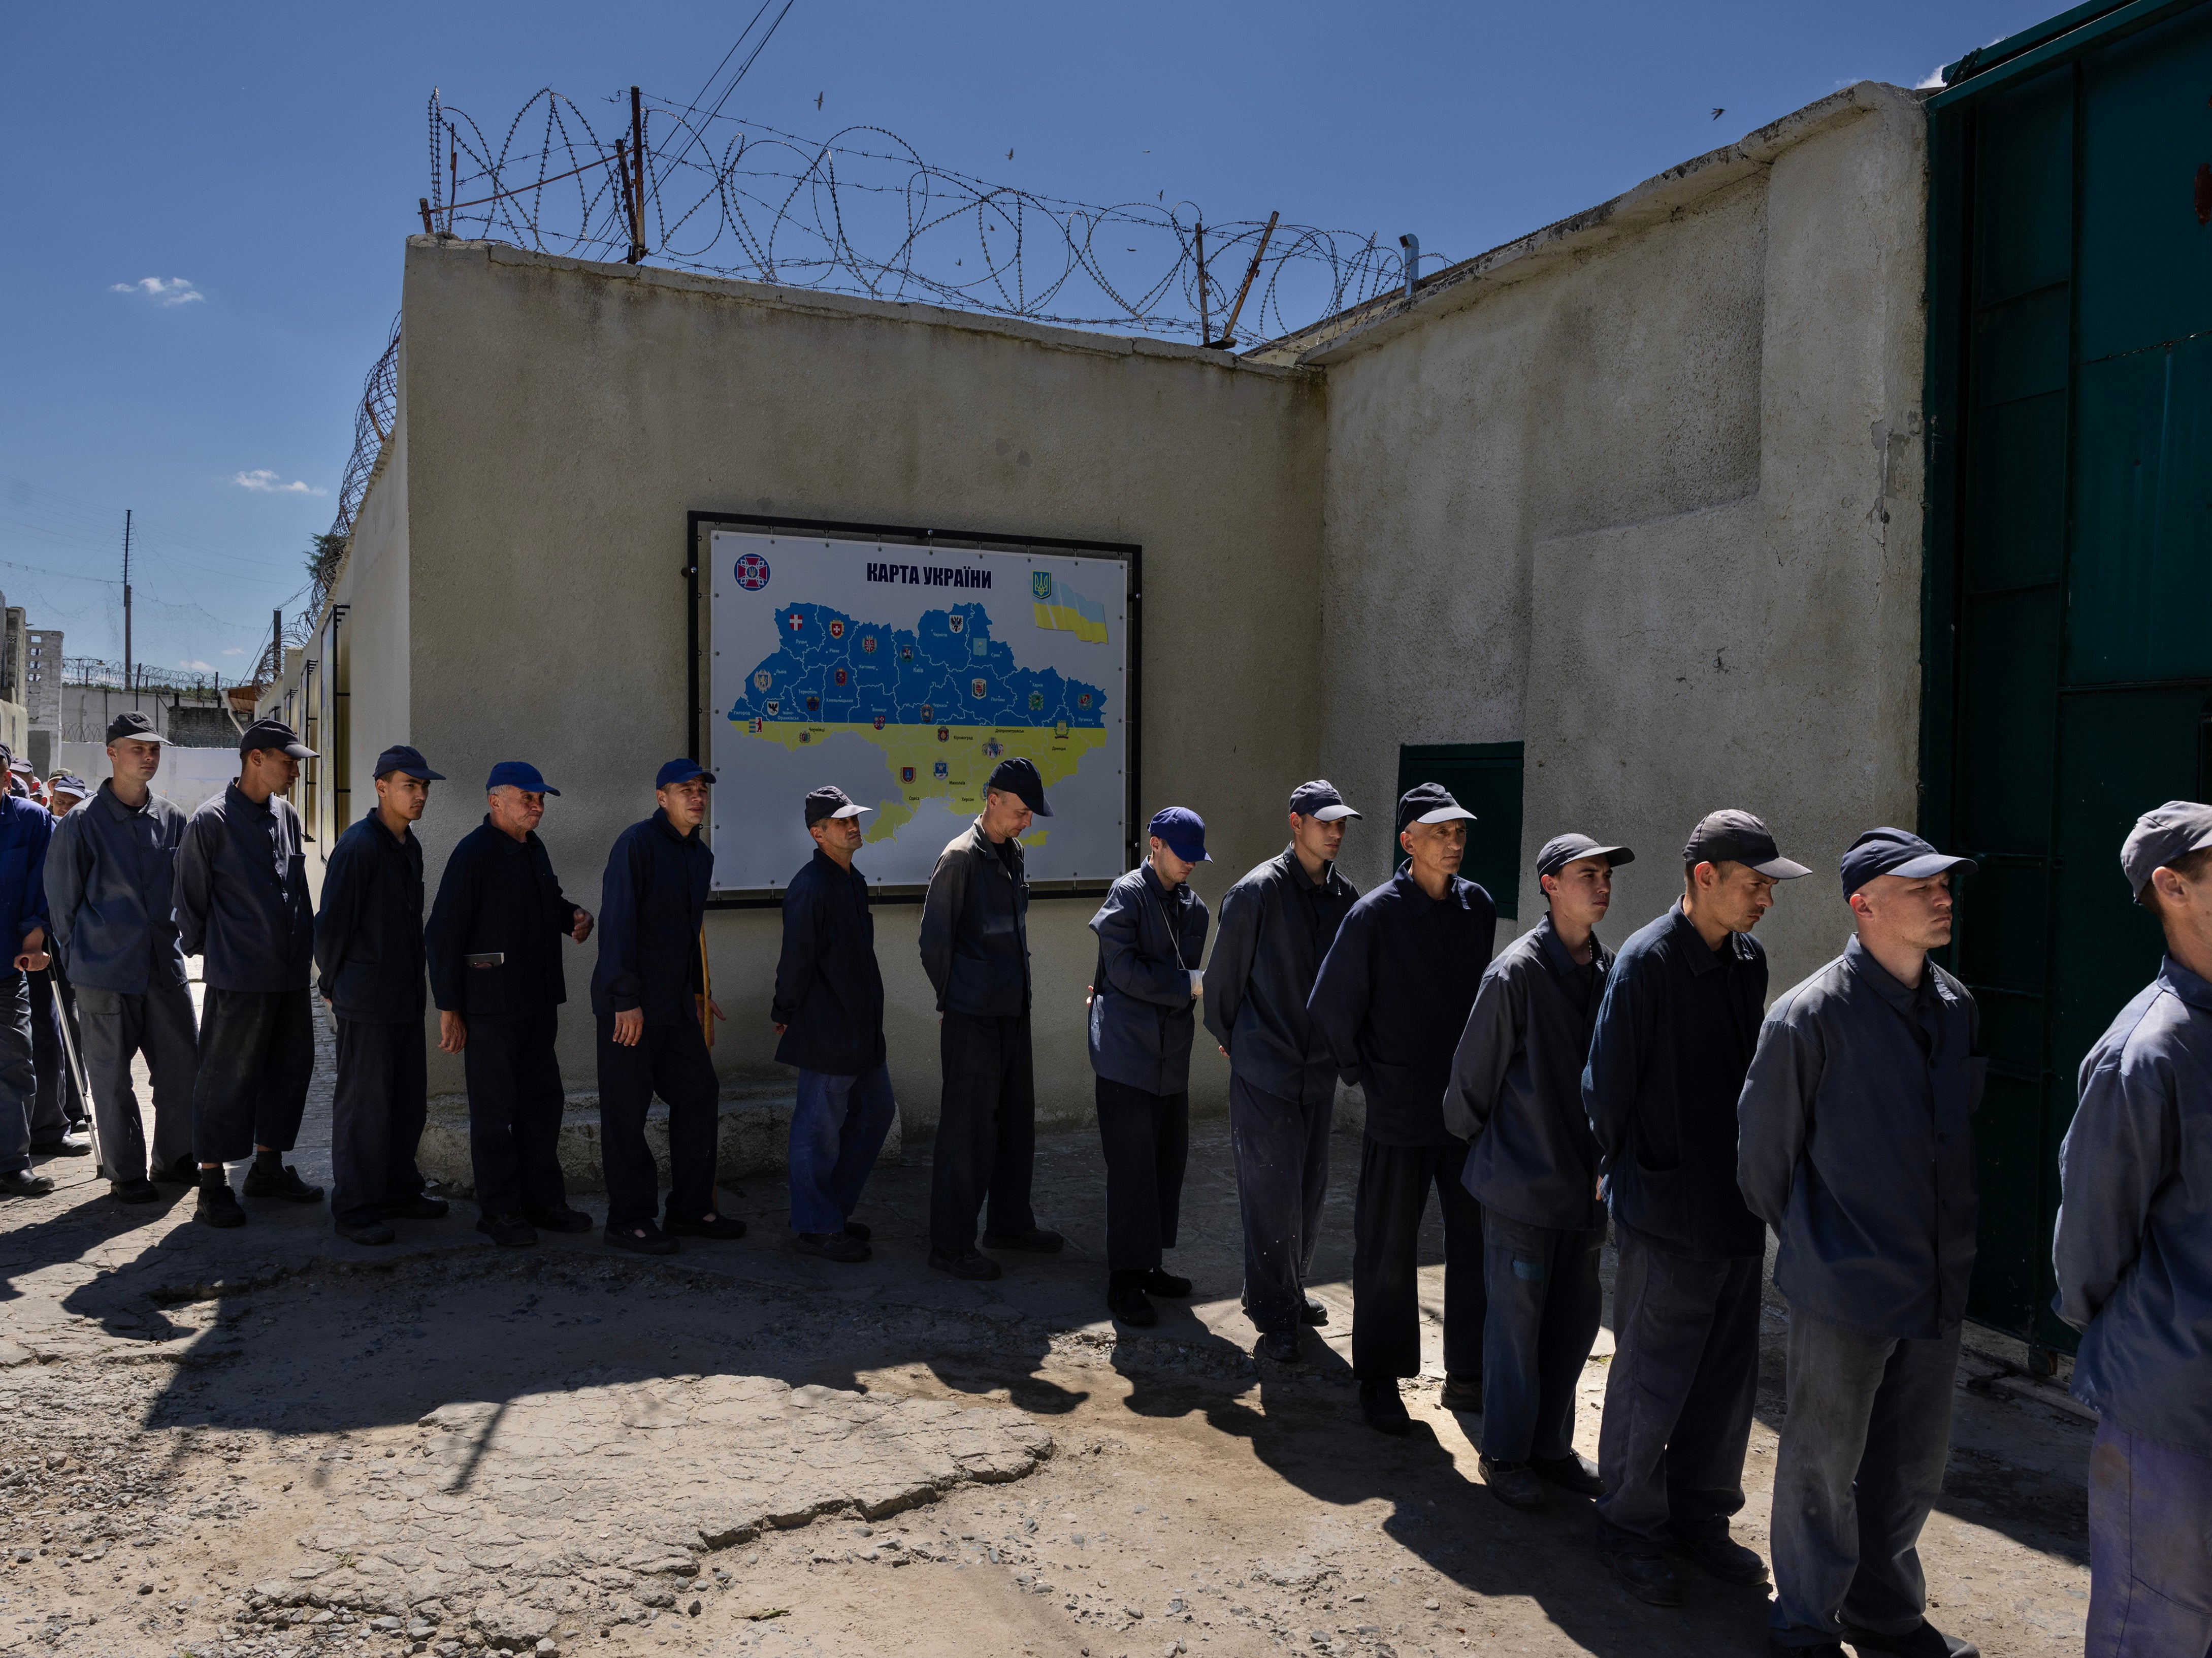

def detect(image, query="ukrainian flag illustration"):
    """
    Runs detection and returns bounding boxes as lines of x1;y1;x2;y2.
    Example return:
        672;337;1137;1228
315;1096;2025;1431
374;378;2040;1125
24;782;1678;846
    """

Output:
1030;571;1110;644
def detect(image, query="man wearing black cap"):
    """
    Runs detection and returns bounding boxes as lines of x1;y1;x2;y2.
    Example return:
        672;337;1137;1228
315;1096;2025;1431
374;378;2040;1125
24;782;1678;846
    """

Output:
591;758;740;1255
175;717;322;1225
1444;832;1632;1511
1205;781;1362;1364
0;741;54;1199
426;761;596;1249
1086;806;1212;1326
1583;808;1807;1604
315;745;449;1246
772;785;894;1263
36;774;94;1154
919;756;1064;1279
1310;782;1498;1433
1740;830;1981;1657
43;712;198;1201
2055;801;2212;1658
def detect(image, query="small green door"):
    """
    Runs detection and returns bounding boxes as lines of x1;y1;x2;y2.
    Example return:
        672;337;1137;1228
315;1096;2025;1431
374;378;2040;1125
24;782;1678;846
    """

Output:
1395;743;1525;918
1925;0;2212;1352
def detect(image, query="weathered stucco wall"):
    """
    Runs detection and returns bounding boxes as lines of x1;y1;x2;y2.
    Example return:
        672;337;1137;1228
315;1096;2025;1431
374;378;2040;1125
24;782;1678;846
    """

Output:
334;372;411;827
390;248;1327;1130
1312;82;1928;996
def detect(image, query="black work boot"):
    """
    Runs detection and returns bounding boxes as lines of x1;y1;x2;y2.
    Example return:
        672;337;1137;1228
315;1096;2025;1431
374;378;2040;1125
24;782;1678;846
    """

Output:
194;1169;245;1228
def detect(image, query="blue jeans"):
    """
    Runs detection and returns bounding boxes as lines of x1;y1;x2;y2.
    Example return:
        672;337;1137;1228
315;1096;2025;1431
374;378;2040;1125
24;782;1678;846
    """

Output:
789;1063;896;1236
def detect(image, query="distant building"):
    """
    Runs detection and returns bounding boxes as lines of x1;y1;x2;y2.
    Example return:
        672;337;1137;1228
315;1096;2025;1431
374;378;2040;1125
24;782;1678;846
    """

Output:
24;629;61;776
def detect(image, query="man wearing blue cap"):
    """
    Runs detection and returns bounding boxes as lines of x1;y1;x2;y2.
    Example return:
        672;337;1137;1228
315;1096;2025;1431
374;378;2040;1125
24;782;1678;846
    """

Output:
1739;829;1981;1658
1445;832;1633;1511
426;762;596;1248
1086;806;1212;1326
316;745;449;1245
772;785;894;1263
2055;801;2212;1658
176;717;323;1225
919;756;1063;1279
0;740;53;1200
591;759;739;1255
1310;782;1499;1434
43;714;197;1202
1206;781;1363;1363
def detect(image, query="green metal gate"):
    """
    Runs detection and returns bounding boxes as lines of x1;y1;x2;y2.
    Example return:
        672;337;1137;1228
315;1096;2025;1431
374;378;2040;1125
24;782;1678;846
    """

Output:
1924;0;2212;1356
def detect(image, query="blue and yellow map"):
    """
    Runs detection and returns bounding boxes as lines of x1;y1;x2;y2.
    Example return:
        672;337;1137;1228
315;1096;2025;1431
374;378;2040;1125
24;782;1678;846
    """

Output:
727;601;1109;838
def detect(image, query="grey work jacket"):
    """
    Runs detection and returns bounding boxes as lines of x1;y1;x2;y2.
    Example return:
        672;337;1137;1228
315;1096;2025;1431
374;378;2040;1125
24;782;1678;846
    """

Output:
1086;862;1210;1096
2055;957;2212;1455
174;783;314;993
44;783;189;994
919;819;1031;1017
1737;937;1985;1340
1201;847;1358;1107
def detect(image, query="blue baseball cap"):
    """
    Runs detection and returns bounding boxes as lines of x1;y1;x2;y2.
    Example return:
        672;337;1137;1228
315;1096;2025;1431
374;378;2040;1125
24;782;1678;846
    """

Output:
373;744;444;782
1149;805;1210;863
486;760;559;796
656;758;716;789
1839;827;1974;901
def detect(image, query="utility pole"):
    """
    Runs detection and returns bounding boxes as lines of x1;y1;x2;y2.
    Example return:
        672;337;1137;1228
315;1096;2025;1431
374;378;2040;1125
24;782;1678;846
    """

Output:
627;86;647;264
1194;222;1210;348
122;509;133;698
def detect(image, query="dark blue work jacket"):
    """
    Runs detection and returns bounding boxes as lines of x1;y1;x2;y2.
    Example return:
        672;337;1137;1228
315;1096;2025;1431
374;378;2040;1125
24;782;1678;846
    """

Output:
45;785;187;994
427;818;583;1019
1202;847;1359;1107
174;784;314;993
919;819;1031;1018
771;848;886;1076
1087;862;1210;1097
0;795;51;956
313;808;427;1024
590;811;712;1024
1737;937;1984;1338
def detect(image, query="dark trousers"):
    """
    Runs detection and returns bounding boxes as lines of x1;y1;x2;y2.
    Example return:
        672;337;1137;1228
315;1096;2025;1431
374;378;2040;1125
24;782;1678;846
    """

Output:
2087;1418;2212;1657
1771;1307;1962;1645
1595;1225;1763;1549
1095;1076;1189;1273
788;1063;896;1235
1351;1134;1485;1380
28;966;84;1136
595;1014;719;1232
329;1018;429;1226
466;1009;570;1222
930;1011;1037;1254
77;981;198;1183
191;987;314;1164
0;974;38;1174
1480;1210;1605;1462
1229;1074;1332;1335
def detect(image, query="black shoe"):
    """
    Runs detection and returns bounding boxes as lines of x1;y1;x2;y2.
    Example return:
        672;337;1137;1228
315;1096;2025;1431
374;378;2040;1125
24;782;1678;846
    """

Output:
30;1132;90;1157
1301;1298;1329;1326
0;1168;55;1196
152;1156;200;1186
981;1227;1063;1253
606;1223;678;1256
1107;1286;1158;1327
928;1247;1002;1281
1769;1637;1846;1657
664;1212;746;1240
1477;1457;1545;1511
1258;1329;1304;1364
1838;1620;1978;1658
477;1213;539;1249
1139;1268;1191;1298
109;1179;162;1205
843;1220;872;1242
1665;1527;1769;1585
243;1161;323;1203
1359;1379;1412;1436
795;1230;870;1263
1598;1544;1681;1607
1439;1371;1483;1412
383;1194;449;1220
194;1179;245;1228
337;1220;396;1246
1530;1452;1605;1497
527;1205;594;1234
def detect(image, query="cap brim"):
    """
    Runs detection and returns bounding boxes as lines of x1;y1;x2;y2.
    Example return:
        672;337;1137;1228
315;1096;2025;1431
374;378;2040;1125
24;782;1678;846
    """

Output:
1029;797;1053;818
1414;806;1478;825
1888;852;1975;881
1541;843;1636;876
1163;841;1210;863
834;803;872;818
383;767;446;782
1306;804;1361;822
108;732;171;746
1748;855;1812;880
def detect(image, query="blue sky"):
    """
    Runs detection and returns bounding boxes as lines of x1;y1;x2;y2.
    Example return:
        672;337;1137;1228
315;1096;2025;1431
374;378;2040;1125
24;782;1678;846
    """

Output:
2;0;2042;675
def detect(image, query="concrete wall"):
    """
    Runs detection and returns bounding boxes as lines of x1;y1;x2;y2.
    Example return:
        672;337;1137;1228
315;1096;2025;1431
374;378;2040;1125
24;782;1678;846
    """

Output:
1306;82;1929;996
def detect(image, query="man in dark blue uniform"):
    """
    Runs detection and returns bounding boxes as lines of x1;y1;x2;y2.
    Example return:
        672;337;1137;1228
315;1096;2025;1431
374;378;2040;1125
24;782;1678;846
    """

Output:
175;718;322;1226
592;758;740;1255
1740;829;1981;1658
1310;782;1498;1435
427;761;596;1248
1087;806;1212;1327
1204;781;1362;1365
0;765;54;1199
316;744;449;1246
772;785;894;1264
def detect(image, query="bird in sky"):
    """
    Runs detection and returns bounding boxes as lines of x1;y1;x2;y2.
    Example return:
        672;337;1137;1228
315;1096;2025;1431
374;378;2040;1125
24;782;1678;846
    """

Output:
1006;147;1014;159
1711;107;1725;119
815;91;824;110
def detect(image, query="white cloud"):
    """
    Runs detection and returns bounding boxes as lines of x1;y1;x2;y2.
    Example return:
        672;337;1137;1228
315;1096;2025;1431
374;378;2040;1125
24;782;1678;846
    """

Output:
232;469;326;497
110;276;204;306
1915;64;1947;89
220;646;247;656
179;659;214;671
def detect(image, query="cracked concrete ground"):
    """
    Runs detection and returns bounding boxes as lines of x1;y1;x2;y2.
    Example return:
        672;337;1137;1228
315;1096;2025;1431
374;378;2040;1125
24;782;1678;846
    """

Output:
0;1005;2097;1658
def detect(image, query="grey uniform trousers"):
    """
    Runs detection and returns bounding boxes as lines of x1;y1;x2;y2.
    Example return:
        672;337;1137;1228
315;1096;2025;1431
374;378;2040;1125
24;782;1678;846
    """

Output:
76;982;198;1183
0;974;39;1174
1229;1074;1333;1336
1769;1306;1962;1646
29;966;85;1139
1479;1210;1605;1463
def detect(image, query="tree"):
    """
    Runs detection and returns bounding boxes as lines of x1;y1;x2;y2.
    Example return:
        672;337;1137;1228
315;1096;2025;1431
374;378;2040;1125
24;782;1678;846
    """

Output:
304;530;349;610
